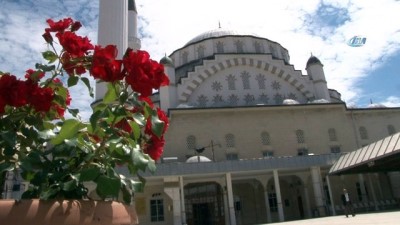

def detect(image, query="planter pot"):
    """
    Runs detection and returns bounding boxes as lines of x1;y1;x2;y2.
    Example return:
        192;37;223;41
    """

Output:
0;199;138;225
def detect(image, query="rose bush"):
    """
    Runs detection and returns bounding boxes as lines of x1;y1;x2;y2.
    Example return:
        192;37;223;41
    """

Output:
0;17;169;204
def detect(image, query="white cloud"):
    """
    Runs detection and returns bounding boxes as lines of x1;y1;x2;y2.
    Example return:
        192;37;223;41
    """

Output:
381;96;400;107
0;0;399;119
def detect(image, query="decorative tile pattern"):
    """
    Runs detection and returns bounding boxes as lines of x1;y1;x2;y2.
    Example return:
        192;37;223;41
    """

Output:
287;93;297;100
226;74;237;90
256;73;266;89
258;93;269;104
273;93;283;104
197;95;208;107
272;81;281;90
212;94;224;106
244;93;255;105
228;94;239;106
211;81;223;92
240;71;251;90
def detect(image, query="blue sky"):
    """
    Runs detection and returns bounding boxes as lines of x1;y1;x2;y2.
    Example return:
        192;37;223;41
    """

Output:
0;0;399;120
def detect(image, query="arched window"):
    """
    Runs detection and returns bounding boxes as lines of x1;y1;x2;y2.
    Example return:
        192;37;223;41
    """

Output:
328;128;337;142
197;45;205;58
261;132;271;145
296;129;305;143
359;126;368;140
387;125;396;135
181;51;188;64
235;40;244;53
225;133;235;148
216;41;224;53
186;135;196;150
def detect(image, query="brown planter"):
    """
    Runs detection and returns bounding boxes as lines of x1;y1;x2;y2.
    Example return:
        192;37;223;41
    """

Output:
0;199;138;225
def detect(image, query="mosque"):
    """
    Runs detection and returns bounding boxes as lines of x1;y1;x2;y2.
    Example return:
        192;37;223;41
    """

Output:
3;1;399;225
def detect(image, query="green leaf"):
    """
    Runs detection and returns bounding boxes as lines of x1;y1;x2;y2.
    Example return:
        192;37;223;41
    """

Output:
40;184;60;200
1;131;16;147
67;76;79;87
90;109;103;130
68;108;80;117
38;129;56;140
80;77;93;97
95;175;121;198
103;82;118;103
79;167;101;181
35;63;55;72
0;162;13;173
151;114;165;138
51;119;85;145
63;177;78;192
42;51;58;63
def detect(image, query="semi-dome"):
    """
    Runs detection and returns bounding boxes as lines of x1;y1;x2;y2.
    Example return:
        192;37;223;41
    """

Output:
185;28;260;46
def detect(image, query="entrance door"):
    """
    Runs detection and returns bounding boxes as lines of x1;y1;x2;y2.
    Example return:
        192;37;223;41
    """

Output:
193;203;212;225
185;182;225;225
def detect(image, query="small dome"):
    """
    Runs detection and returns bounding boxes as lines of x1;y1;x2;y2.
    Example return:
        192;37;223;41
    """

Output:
306;56;322;68
283;99;300;105
186;155;212;163
185;28;260;46
160;55;174;67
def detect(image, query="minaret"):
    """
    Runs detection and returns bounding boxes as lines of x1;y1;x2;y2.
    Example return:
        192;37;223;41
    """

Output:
159;55;177;111
306;55;331;101
96;0;137;102
128;0;141;50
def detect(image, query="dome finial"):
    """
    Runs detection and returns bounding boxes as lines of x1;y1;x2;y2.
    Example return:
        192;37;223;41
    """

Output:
218;21;221;29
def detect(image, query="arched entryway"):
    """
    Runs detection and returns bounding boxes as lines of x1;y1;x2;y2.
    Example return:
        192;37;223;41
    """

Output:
184;182;225;225
266;175;306;221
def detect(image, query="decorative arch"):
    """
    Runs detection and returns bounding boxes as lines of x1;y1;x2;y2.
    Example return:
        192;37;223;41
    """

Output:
179;56;313;102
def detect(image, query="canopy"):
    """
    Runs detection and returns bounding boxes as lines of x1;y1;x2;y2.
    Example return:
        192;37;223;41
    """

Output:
329;132;400;175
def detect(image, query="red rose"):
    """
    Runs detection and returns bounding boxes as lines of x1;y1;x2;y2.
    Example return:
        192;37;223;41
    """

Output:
27;84;54;112
45;18;73;33
56;31;94;57
0;74;28;107
71;21;82;32
25;69;45;82
61;53;87;76
115;118;133;134
144;136;165;161
90;45;124;82
42;31;53;44
123;49;169;97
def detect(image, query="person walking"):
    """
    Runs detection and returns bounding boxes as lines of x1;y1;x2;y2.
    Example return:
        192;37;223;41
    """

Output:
341;188;355;217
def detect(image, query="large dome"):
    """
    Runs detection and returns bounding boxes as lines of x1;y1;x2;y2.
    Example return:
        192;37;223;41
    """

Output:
185;28;260;46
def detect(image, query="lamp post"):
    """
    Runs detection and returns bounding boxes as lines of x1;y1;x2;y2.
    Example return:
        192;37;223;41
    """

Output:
195;140;221;162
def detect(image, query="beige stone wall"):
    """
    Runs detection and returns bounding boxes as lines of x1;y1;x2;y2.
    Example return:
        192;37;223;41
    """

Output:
163;104;400;162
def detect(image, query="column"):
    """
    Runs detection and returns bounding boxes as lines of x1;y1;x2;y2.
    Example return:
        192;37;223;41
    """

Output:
358;174;368;203
303;186;312;218
310;166;325;216
179;176;187;225
263;187;272;223
367;174;378;211
164;187;182;225
226;173;237;225
273;170;284;222
325;176;336;216
223;188;230;225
